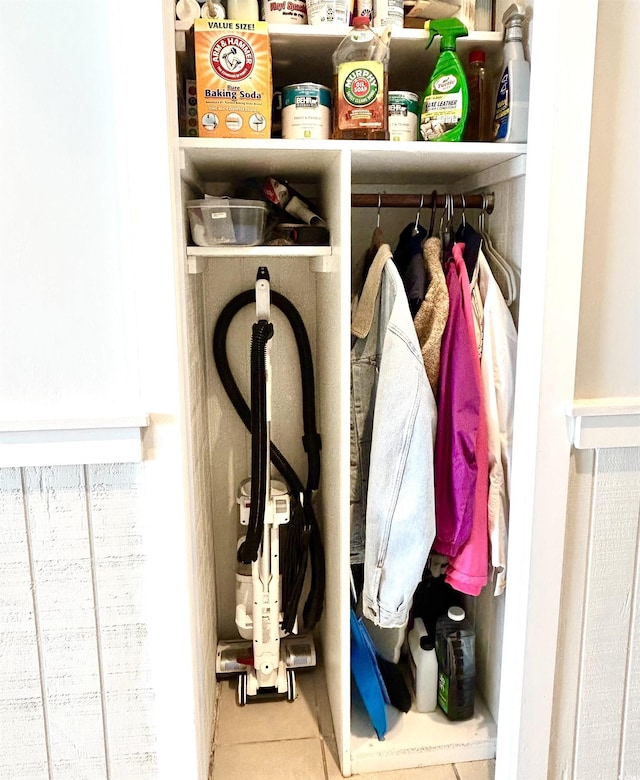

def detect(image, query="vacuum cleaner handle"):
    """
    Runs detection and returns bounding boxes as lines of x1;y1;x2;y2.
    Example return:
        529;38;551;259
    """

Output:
237;319;273;565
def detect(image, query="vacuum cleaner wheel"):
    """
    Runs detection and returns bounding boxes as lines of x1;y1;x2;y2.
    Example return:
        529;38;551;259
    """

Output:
237;672;248;707
286;668;296;703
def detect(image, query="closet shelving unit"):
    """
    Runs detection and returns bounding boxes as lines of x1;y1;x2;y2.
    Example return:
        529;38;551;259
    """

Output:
167;8;585;779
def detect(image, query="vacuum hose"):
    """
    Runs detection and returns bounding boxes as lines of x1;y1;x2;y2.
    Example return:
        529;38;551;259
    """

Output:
213;289;325;633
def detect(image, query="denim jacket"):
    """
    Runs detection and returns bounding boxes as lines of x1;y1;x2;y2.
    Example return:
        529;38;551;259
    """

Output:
350;245;437;628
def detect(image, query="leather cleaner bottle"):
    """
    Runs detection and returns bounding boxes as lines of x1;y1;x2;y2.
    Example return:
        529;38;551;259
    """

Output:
493;3;530;142
419;19;469;142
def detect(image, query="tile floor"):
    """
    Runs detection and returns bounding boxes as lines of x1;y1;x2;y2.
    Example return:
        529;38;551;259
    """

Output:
209;667;495;779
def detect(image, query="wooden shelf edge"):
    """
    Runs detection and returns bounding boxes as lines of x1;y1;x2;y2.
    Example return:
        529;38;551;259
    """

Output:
0;415;150;467
566;398;640;449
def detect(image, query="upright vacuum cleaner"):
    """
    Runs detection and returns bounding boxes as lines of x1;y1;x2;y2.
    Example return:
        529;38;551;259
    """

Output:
213;268;325;705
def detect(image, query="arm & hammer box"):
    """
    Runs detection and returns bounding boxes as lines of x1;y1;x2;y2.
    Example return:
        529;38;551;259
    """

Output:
194;19;272;139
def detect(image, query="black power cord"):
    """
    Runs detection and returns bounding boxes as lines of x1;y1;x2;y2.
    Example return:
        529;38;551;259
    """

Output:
212;288;325;633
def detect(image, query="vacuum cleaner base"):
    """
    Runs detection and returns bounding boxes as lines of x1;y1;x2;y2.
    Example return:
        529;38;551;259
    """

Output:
216;634;317;706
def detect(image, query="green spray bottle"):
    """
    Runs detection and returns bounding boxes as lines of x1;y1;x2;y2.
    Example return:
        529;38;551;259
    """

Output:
419;19;469;142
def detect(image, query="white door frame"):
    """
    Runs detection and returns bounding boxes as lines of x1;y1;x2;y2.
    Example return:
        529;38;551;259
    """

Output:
495;3;599;778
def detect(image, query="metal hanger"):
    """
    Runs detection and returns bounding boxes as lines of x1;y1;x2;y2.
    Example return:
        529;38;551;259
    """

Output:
445;193;454;245
428;190;438;237
438;196;446;242
412;193;424;236
478;194;519;305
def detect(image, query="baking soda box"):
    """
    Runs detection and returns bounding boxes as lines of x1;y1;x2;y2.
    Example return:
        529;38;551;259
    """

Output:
194;19;272;139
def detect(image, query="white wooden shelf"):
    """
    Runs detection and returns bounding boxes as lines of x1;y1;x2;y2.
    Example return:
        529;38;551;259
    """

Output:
176;20;500;45
567;398;640;449
0;415;149;467
179;138;527;186
349;141;526;185
186;244;333;273
350;693;496;774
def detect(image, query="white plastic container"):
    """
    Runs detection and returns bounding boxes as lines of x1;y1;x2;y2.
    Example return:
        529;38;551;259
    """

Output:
306;0;348;25
262;0;307;23
187;197;268;246
226;0;260;19
493;3;530;142
372;0;403;29
408;617;438;712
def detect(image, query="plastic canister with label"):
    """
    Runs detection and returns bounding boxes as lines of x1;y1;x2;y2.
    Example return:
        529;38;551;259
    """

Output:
306;0;348;25
373;0;403;29
331;16;390;140
435;606;475;721
262;0;307;24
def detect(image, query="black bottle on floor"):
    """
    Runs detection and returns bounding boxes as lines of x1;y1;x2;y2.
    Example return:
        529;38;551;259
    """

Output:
435;606;475;720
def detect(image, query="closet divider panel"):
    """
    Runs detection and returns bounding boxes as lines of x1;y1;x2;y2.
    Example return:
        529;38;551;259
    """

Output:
22;465;108;778
573;448;640;779
184;269;218;762
0;467;48;779
314;148;352;774
204;257;253;641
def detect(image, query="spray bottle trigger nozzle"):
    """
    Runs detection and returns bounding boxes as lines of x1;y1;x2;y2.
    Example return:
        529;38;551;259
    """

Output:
423;21;436;49
423;18;468;50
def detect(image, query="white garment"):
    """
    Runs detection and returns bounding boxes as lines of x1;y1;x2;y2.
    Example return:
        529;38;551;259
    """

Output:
473;248;517;596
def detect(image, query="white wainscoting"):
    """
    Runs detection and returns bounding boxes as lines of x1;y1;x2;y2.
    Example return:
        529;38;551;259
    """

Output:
550;446;640;779
0;464;157;779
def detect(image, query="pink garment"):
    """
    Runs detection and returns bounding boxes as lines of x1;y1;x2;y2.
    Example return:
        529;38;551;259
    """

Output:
433;244;481;558
445;244;489;596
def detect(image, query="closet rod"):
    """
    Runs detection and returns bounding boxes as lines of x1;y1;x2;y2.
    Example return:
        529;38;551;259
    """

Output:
351;192;494;213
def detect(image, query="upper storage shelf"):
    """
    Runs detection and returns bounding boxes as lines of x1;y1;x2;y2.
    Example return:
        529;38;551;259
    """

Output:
179;138;526;186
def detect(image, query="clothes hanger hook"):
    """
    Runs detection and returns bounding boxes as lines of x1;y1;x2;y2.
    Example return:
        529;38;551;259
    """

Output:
376;193;381;228
428;189;438;237
413;192;424;235
460;193;466;228
480;193;486;232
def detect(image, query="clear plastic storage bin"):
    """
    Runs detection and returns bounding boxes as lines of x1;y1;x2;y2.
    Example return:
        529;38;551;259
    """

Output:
187;197;268;247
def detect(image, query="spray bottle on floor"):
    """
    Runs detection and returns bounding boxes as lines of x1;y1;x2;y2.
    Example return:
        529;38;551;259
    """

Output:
418;19;469;142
